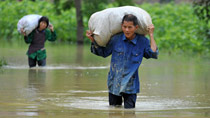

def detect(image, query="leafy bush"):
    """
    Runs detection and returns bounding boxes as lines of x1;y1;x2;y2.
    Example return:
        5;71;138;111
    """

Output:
139;3;209;54
193;0;210;53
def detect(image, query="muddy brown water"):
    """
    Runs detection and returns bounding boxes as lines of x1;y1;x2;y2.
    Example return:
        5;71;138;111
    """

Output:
0;43;209;118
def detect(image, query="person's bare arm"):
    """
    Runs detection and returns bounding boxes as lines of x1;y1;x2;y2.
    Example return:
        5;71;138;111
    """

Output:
148;24;157;52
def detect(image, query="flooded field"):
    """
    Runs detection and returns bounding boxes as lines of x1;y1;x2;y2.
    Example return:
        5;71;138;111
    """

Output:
0;43;210;118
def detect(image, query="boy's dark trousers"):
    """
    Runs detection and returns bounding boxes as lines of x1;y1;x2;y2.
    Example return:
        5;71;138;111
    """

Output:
109;92;137;109
28;57;46;68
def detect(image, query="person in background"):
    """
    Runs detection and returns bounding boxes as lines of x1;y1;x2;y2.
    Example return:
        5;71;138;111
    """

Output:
86;14;158;108
21;16;56;68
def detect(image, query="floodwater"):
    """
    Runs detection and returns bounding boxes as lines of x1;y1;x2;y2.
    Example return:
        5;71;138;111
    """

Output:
0;43;210;118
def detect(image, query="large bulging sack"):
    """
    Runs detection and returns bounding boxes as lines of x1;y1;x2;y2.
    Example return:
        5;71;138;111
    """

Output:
17;14;42;36
88;6;152;47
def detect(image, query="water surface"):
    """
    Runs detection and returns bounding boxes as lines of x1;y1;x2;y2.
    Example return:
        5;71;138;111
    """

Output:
0;43;210;118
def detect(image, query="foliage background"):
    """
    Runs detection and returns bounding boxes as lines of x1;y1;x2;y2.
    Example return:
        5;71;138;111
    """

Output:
0;0;209;55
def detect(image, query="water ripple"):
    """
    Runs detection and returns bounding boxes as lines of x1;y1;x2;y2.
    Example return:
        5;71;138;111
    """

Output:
3;65;109;70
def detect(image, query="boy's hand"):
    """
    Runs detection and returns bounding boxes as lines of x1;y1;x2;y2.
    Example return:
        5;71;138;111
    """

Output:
49;24;54;32
147;24;155;35
21;28;26;36
147;24;157;52
86;30;94;42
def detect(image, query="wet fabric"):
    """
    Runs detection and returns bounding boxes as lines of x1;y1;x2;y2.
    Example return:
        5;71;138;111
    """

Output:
28;57;46;68
24;28;56;61
91;32;158;96
27;29;46;55
109;92;137;108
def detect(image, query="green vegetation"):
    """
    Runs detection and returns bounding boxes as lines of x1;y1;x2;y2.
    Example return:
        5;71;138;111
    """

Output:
0;58;7;67
0;0;77;42
193;0;210;53
139;3;209;54
0;1;209;54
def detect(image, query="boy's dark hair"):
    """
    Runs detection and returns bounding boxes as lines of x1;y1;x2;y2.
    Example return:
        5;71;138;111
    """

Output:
122;14;138;26
37;16;49;28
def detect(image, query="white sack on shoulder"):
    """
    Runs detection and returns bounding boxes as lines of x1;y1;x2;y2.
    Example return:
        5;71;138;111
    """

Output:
88;6;152;47
17;14;42;36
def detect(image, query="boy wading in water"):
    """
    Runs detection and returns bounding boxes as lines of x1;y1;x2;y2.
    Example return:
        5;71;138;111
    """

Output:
86;14;158;108
21;16;57;68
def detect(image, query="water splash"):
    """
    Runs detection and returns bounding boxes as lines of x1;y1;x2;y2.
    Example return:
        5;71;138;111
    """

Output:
3;65;109;70
50;90;210;111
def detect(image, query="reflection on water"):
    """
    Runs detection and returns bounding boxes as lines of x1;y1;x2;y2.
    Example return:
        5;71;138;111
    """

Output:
76;44;84;64
28;69;46;91
109;111;136;118
76;45;84;79
0;44;210;118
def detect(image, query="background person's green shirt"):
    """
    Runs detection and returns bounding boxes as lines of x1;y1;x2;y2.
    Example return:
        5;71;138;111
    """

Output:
24;28;56;60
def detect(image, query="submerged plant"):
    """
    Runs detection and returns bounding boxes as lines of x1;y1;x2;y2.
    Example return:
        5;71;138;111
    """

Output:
0;58;7;67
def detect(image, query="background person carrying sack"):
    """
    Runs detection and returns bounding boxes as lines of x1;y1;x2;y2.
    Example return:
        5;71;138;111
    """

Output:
18;15;57;68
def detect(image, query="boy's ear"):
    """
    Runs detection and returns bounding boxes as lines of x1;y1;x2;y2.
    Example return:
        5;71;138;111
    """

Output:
135;25;139;29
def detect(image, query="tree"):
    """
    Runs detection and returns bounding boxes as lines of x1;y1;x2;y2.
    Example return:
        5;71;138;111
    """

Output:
114;0;134;6
193;0;210;49
54;0;75;14
193;0;210;23
75;0;84;44
83;0;109;18
160;0;173;3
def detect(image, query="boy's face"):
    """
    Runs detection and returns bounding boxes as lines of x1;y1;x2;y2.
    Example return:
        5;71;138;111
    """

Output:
121;21;138;40
39;21;47;30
